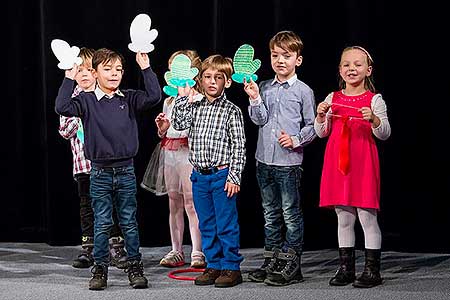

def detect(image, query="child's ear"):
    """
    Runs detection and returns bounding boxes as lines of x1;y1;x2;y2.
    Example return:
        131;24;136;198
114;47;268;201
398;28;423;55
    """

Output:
224;77;232;88
296;55;303;67
91;69;98;79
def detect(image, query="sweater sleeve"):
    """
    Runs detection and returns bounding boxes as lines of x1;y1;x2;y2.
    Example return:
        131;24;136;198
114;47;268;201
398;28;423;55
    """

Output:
55;78;82;117
371;93;391;140
314;92;333;138
130;67;162;112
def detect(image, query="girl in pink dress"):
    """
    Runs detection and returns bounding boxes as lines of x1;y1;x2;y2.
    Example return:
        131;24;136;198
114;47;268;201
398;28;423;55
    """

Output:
314;46;391;288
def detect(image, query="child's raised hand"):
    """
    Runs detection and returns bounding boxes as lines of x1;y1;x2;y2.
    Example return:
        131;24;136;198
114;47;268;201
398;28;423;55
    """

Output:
317;101;331;118
278;130;294;149
178;82;193;98
155;112;170;135
65;63;78;80
136;51;150;70
243;78;259;100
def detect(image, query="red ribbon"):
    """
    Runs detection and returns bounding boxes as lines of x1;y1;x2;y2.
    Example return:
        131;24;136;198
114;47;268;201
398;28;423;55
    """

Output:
338;116;350;175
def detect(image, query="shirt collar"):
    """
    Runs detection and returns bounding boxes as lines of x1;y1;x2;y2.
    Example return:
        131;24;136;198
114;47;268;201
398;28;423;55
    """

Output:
203;92;226;104
271;74;297;87
94;86;124;101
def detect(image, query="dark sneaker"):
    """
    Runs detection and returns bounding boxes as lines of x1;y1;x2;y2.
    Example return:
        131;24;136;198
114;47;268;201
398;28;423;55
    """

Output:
73;236;94;269
248;250;276;282
264;248;304;286
89;264;108;290
109;237;128;269
215;270;243;288
194;268;222;286
126;260;148;289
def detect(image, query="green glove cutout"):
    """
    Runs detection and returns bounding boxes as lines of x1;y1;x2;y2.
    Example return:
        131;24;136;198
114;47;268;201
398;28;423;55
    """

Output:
165;54;199;87
163;71;178;97
76;121;84;143
232;44;261;83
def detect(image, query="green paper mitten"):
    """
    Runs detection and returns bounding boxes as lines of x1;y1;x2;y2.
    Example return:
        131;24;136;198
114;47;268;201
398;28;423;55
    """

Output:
232;44;261;83
167;54;199;87
163;71;178;97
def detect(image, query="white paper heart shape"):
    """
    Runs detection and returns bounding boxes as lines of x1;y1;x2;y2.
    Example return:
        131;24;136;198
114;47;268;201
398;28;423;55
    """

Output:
51;39;82;70
128;14;158;53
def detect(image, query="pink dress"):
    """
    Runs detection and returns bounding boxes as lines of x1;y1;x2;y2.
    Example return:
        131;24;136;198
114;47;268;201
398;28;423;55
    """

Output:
319;90;380;209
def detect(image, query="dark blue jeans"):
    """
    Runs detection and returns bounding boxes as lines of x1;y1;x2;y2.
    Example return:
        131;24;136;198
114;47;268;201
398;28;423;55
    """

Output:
256;161;304;255
190;168;243;271
90;165;141;265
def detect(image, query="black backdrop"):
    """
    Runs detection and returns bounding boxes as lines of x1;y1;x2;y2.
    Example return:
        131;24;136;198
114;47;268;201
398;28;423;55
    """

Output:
4;0;449;253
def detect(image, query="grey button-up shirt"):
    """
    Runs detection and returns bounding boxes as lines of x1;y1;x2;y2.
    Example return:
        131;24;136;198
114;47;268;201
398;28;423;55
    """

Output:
248;74;316;166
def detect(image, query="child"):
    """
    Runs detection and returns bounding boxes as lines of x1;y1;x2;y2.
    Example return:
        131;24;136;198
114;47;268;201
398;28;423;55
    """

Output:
58;47;127;270
243;30;316;286
314;46;391;288
55;48;161;290
171;54;246;288
141;50;206;268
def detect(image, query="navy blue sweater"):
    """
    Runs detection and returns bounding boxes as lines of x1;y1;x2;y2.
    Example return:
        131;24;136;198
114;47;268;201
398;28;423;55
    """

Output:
55;67;161;167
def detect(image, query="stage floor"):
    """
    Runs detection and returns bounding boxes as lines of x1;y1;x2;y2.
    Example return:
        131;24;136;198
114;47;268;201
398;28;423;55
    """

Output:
0;243;449;300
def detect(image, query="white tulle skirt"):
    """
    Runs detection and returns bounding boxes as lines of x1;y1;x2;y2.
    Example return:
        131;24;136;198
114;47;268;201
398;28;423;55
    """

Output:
141;138;192;196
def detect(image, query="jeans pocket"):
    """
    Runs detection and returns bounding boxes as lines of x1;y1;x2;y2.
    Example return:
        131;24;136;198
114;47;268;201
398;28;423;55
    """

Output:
91;168;103;178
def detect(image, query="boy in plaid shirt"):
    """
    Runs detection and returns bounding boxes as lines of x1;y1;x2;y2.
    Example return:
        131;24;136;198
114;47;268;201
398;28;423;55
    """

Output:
170;54;246;288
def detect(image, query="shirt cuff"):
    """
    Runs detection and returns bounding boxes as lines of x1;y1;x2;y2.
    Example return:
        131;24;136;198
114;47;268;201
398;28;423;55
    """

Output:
249;95;262;106
291;135;300;148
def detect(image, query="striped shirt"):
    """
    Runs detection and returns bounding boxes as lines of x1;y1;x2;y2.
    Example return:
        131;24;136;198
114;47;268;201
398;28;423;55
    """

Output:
58;86;91;176
171;94;246;185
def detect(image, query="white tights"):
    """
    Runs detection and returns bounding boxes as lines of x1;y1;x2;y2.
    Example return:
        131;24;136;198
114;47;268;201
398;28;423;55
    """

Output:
335;206;382;249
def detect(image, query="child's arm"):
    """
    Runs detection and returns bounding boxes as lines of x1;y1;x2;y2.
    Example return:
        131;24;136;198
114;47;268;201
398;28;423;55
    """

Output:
155;113;170;138
171;85;195;131
314;93;333;138
244;79;269;125
55;64;82;117
58;115;79;139
290;88;317;148
226;107;246;188
367;94;391;140
130;52;162;111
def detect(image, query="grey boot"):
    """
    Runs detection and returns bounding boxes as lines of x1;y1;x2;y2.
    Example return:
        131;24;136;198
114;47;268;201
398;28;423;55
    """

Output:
329;247;355;286
353;249;382;288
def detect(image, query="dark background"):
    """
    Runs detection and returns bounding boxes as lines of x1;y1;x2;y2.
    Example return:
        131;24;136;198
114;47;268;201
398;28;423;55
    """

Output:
4;0;449;253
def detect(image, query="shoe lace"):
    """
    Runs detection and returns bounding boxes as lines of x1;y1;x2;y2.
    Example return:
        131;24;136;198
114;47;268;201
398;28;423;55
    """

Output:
126;261;144;278
91;265;107;279
163;250;184;261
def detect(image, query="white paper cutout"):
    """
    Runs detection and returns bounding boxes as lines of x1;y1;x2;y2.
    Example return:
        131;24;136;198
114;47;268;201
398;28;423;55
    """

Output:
128;14;158;53
51;39;83;70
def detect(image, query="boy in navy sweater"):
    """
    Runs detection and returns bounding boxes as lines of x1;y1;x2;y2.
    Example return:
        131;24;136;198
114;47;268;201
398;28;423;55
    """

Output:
55;48;161;290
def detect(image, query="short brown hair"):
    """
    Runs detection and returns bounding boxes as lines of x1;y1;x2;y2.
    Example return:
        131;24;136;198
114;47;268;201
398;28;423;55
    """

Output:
92;48;125;70
269;31;303;56
200;54;233;80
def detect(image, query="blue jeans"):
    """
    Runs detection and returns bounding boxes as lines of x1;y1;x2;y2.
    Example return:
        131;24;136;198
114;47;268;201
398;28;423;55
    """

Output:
256;161;304;255
90;165;141;265
190;168;243;271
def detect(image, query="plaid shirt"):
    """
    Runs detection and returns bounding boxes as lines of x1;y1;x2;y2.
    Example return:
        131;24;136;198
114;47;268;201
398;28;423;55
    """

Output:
171;94;246;185
58;86;91;176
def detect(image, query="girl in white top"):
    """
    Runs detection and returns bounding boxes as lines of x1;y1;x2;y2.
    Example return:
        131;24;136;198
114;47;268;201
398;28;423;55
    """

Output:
142;50;205;268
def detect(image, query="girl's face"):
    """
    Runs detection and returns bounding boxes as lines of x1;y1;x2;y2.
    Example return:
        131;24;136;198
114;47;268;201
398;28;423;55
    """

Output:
270;45;302;82
74;63;96;92
339;49;372;89
93;59;123;94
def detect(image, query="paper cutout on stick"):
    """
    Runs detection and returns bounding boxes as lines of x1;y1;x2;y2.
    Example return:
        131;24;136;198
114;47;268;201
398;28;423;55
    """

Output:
128;14;158;53
51;39;83;70
165;54;199;88
231;44;261;83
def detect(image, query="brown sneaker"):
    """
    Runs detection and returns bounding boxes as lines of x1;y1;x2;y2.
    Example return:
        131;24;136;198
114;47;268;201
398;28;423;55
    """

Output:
214;270;243;288
194;268;221;285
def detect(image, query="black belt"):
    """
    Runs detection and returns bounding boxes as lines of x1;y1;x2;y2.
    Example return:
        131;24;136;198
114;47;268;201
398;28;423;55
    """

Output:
195;165;228;175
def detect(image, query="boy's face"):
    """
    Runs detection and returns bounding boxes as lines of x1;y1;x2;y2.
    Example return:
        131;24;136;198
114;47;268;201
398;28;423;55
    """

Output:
75;63;96;92
200;68;231;101
270;45;302;82
93;58;123;94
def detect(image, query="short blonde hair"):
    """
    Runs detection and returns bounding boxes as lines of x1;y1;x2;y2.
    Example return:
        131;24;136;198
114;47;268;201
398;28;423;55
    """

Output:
200;54;233;80
269;31;303;56
79;47;95;68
